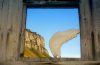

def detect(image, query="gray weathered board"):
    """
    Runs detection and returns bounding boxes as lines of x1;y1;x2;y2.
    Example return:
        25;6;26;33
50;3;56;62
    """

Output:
0;0;100;65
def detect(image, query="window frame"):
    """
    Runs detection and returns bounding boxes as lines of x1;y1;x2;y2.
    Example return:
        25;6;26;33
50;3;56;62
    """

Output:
19;0;94;62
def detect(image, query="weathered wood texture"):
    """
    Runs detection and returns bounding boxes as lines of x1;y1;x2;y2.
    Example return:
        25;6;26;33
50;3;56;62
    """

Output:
79;0;94;60
0;0;10;62
0;0;100;65
19;5;26;58
0;61;100;65
92;0;100;60
19;58;81;62
0;0;23;62
24;0;79;8
0;0;4;62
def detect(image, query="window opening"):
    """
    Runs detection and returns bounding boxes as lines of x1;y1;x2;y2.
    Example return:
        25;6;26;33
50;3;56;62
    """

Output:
24;9;81;58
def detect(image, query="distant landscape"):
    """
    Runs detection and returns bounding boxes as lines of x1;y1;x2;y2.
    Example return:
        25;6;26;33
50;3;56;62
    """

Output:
24;29;50;58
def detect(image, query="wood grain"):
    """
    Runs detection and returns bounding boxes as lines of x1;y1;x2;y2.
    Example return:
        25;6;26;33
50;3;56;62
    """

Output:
0;0;100;64
0;0;23;61
79;0;94;60
93;0;100;60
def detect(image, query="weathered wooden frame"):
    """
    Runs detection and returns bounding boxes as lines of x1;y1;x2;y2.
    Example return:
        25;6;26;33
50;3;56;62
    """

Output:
20;0;89;61
0;0;100;65
20;0;81;61
19;0;100;63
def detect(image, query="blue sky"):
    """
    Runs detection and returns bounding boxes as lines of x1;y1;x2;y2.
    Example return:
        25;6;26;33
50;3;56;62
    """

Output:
26;8;81;58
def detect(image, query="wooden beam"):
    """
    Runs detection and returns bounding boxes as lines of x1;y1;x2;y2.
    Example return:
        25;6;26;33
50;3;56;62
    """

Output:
19;58;81;62
0;0;9;62
79;0;94;60
92;0;100;60
0;61;100;65
23;0;79;8
0;0;23;61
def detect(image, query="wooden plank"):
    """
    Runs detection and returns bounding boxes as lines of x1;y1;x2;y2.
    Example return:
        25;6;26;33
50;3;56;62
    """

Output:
5;0;23;60
19;58;81;62
0;0;3;9
0;61;100;65
92;0;100;60
0;0;3;62
79;0;94;60
19;5;27;58
24;0;78;1
24;1;79;8
0;0;9;62
56;0;78;1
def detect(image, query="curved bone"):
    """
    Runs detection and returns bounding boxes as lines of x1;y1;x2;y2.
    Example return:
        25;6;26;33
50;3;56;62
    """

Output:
49;29;80;58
